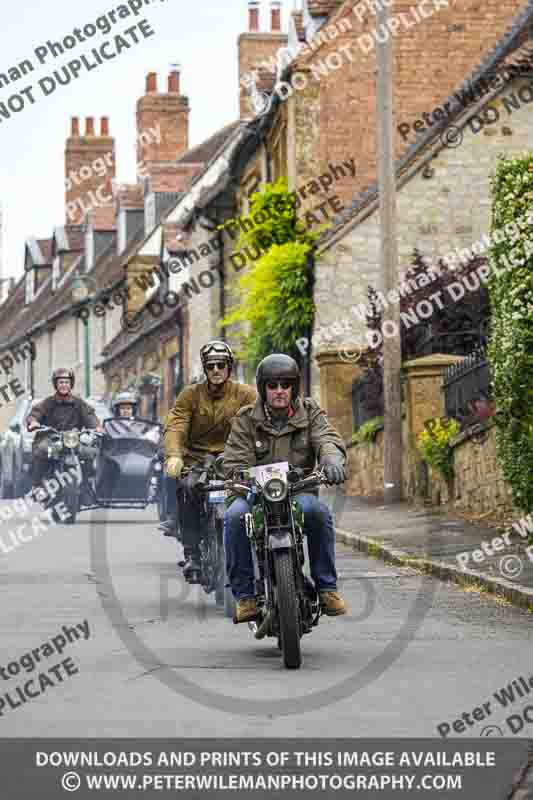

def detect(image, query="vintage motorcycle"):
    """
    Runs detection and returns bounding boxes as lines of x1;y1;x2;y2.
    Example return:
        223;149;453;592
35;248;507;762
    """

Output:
33;425;101;524
227;463;329;670
179;454;234;614
91;417;163;510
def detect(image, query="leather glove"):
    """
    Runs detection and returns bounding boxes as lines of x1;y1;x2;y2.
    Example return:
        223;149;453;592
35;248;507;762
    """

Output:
166;456;184;478
320;456;347;485
182;469;200;496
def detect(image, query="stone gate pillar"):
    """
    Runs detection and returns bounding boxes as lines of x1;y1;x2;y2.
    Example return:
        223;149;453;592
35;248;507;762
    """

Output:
402;353;464;497
314;348;367;441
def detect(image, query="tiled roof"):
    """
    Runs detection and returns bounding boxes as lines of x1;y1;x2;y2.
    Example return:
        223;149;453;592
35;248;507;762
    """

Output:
177;121;241;165
36;238;53;264
319;8;533;247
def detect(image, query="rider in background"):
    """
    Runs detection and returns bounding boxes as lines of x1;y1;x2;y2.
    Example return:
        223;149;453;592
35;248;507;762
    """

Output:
163;341;256;581
111;391;138;419
27;368;103;491
223;354;348;623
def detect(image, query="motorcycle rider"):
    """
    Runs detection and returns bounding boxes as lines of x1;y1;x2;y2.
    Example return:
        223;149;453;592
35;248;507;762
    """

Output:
223;354;348;623
112;391;138;419
164;341;256;580
26;368;103;490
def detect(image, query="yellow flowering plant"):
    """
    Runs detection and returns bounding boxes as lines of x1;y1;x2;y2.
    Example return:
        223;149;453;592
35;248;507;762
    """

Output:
417;417;460;482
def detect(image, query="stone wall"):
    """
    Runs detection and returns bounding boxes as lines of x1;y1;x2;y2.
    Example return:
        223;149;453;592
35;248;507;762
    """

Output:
345;418;516;517
425;423;515;515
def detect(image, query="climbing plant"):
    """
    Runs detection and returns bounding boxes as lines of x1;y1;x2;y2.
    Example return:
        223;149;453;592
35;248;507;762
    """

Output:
220;178;324;366
488;154;533;513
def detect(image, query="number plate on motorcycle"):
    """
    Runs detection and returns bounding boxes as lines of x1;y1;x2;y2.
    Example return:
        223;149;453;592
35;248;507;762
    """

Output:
208;490;227;503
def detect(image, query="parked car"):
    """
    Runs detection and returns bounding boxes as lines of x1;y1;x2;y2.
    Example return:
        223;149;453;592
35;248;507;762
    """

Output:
0;395;39;498
0;395;111;499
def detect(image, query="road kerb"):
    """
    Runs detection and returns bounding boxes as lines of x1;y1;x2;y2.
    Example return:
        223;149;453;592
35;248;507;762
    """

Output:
336;527;533;612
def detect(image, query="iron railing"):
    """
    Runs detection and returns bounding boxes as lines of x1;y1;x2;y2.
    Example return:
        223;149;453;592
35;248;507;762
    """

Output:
352;368;384;430
443;348;493;430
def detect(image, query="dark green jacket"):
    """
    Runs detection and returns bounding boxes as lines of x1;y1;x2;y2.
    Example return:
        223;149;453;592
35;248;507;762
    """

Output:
223;396;346;478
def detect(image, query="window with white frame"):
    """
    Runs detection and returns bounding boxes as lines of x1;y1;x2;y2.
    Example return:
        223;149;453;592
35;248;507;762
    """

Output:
118;209;127;254
145;193;156;233
52;256;60;291
25;271;34;305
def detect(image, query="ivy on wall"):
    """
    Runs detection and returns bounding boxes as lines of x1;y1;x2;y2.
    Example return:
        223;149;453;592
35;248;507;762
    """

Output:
220;178;323;366
488;154;533;513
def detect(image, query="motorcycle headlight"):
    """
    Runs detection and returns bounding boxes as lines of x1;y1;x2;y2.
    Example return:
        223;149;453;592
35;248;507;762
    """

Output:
63;431;80;449
263;477;287;503
79;431;94;446
153;462;162;472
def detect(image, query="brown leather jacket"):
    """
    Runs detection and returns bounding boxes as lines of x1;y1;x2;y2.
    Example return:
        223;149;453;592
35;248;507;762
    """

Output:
222;396;346;477
163;379;257;466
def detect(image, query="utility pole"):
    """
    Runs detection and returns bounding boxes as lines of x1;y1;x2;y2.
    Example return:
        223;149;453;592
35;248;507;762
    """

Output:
376;2;402;503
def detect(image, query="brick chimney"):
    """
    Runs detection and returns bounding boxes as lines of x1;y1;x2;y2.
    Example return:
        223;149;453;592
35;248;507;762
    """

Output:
271;1;281;32
238;1;288;120
65;116;115;225
136;69;190;180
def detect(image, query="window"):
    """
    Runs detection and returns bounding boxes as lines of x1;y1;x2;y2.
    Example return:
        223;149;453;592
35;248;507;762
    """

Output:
145;193;156;234
85;227;95;271
52;256;60;291
118;209;127;254
25;271;34;305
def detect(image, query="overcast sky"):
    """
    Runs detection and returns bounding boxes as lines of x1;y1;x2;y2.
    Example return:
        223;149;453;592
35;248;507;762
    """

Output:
0;0;292;285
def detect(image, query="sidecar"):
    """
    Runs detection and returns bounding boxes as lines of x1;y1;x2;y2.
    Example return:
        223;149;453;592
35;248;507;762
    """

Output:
90;417;163;509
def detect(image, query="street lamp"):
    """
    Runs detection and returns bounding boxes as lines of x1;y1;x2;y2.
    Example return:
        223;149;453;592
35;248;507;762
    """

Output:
71;272;97;398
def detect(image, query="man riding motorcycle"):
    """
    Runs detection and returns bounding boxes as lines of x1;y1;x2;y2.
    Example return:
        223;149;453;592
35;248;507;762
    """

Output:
27;368;103;490
112;391;138;419
163;341;256;580
223;354;348;623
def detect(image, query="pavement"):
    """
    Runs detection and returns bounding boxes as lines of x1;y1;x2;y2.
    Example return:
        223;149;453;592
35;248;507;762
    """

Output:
328;492;533;613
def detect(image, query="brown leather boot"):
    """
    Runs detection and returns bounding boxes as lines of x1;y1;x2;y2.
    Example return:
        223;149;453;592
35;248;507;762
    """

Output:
235;597;258;623
319;591;348;616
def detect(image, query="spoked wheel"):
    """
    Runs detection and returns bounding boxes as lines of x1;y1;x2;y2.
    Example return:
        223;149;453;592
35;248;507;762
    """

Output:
273;550;302;669
59;482;79;525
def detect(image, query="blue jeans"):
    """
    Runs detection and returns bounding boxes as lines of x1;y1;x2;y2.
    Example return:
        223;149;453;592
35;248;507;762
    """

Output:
224;493;338;600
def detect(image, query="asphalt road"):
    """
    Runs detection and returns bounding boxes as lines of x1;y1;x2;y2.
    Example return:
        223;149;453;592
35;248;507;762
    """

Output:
0;500;532;738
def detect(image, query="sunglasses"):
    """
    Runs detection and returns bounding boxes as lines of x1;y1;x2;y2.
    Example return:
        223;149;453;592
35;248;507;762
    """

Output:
205;361;228;371
266;381;292;390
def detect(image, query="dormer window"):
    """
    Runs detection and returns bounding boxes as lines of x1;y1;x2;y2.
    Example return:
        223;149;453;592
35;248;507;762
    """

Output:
52;255;60;291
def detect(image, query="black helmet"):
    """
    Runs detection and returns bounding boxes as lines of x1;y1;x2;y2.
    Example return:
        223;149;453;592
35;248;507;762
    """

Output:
256;354;300;402
200;340;234;371
52;368;75;390
112;390;138;416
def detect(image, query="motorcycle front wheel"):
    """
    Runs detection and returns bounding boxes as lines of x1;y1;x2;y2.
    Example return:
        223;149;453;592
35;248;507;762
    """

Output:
273;550;302;669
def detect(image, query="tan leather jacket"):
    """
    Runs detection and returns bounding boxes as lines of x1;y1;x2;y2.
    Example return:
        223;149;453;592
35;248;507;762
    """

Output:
163;379;256;465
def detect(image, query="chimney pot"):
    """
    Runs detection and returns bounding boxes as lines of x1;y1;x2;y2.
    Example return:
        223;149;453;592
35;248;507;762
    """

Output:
146;72;157;92
271;0;281;31
249;0;260;32
85;117;95;136
100;116;109;136
71;117;80;136
168;70;180;93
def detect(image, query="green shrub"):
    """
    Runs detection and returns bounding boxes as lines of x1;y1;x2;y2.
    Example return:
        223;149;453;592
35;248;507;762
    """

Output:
488;154;533;513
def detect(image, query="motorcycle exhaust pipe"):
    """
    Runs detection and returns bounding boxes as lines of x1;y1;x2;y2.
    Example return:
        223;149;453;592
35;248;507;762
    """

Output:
254;610;272;640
